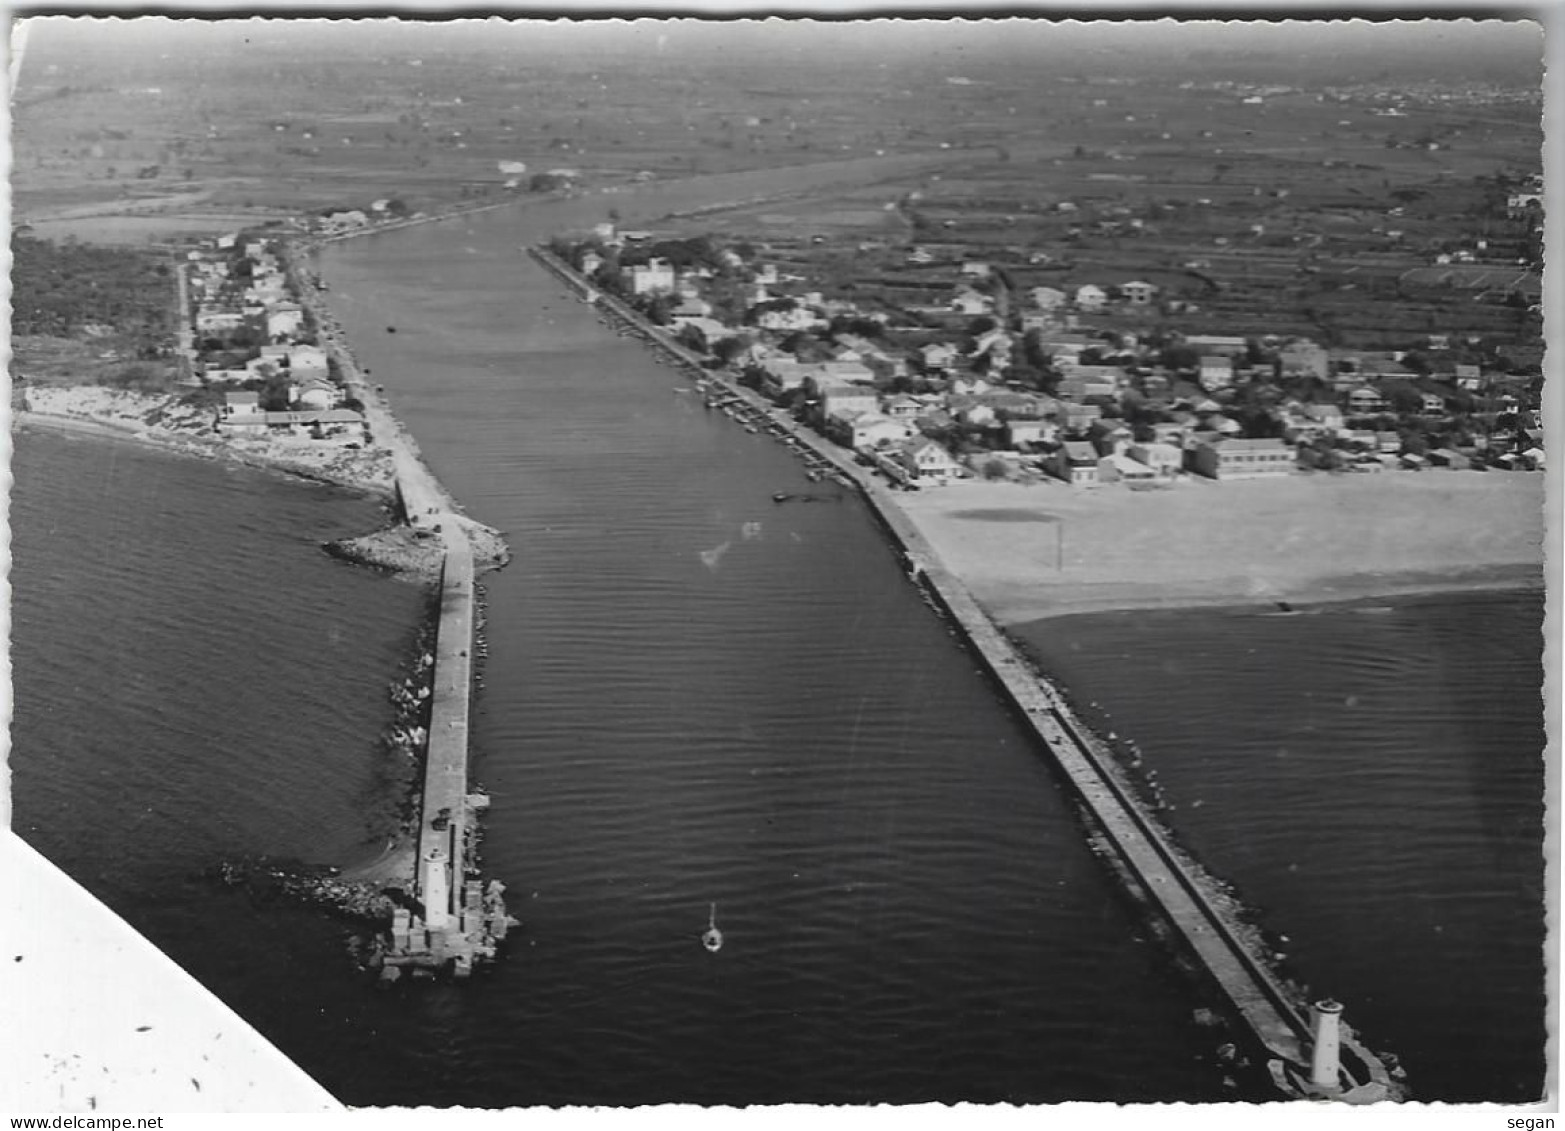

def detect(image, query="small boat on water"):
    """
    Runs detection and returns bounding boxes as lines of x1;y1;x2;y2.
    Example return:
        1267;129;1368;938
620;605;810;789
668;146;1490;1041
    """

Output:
702;903;723;953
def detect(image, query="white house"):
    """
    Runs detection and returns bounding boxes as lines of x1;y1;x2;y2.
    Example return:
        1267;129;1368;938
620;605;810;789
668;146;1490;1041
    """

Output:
1347;386;1385;413
1098;452;1158;482
1128;442;1184;476
1005;418;1057;448
920;342;961;372
221;391;261;419
895;437;962;485
288;345;330;381
266;303;305;341
950;289;993;316
1198;355;1235;391
833;411;913;451
1074;284;1108;311
623;258;676;296
1030;286;1069;311
296;379;343;411
1119;280;1157;305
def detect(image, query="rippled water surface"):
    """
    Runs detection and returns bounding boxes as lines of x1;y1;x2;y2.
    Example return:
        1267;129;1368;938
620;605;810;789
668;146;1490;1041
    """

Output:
1011;591;1549;1103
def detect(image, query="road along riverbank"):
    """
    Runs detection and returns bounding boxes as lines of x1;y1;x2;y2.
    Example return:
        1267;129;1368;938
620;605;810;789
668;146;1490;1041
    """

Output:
527;242;1404;1101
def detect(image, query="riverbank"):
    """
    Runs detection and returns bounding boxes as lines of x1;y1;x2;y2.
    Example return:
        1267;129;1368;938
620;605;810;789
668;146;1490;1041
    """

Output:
892;472;1547;625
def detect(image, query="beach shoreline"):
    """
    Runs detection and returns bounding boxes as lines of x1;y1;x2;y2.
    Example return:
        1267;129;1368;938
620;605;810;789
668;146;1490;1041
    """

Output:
1002;565;1544;626
12;390;398;500
12;385;510;581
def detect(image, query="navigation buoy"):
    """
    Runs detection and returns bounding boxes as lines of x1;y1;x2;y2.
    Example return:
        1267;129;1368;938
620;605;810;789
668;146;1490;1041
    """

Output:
702;902;723;953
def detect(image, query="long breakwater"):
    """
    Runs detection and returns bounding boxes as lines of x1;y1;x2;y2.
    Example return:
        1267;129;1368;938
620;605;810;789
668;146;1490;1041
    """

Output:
279;239;515;978
528;243;1401;1101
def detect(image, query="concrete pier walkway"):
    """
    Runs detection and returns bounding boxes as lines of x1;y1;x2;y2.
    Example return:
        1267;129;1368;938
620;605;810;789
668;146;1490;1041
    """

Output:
414;526;474;917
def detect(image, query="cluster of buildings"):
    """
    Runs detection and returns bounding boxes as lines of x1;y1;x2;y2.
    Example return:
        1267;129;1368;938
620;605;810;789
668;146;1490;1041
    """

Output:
564;228;1545;490
185;234;366;444
306;198;420;236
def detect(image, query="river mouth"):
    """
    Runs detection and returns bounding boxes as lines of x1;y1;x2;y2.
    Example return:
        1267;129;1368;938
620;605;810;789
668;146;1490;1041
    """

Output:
303;220;1239;1106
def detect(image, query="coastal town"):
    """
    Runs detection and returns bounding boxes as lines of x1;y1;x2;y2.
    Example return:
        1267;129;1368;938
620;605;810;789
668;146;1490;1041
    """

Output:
546;203;1545;492
186;231;370;444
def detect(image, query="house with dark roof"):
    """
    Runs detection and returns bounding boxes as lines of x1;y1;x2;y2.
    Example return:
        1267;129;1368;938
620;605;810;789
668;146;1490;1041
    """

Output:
1046;441;1101;486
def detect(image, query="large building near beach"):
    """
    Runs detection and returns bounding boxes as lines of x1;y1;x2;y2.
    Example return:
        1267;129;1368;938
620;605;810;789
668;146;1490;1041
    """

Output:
1186;436;1296;479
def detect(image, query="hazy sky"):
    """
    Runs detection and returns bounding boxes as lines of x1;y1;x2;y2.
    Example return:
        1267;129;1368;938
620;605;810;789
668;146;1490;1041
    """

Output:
16;12;1546;84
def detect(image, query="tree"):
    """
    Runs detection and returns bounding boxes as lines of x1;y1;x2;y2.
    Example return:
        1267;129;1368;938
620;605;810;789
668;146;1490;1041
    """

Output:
1234;407;1283;439
981;457;1009;481
1384;385;1425;415
710;336;748;367
643;293;675;326
675;323;707;353
259;369;294;411
1399;350;1432;376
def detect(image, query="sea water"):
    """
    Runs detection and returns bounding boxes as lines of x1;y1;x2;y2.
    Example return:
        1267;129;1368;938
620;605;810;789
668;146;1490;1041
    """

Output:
1011;591;1548;1102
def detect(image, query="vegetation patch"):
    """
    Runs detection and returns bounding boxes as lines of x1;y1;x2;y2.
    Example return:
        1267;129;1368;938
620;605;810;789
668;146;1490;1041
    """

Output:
11;235;179;388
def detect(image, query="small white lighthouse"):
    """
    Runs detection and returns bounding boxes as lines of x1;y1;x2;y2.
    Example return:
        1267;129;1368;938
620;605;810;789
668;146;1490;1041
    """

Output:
1310;998;1344;1089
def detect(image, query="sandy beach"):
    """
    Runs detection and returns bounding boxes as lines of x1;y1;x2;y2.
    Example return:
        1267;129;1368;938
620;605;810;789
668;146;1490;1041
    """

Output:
894;471;1548;625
